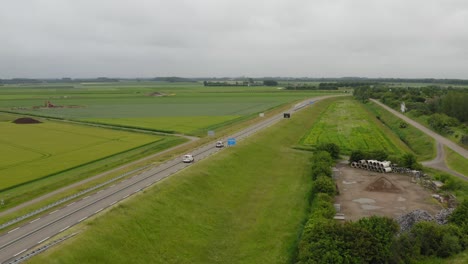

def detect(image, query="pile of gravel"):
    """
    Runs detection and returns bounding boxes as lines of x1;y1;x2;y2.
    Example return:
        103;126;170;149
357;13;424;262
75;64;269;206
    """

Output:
434;208;455;225
397;209;435;233
396;209;455;233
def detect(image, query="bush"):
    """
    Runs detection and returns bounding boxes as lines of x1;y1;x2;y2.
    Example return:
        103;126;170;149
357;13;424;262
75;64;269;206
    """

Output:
311;151;334;166
356;216;399;263
316;143;340;159
311;164;332;180
312;176;336;196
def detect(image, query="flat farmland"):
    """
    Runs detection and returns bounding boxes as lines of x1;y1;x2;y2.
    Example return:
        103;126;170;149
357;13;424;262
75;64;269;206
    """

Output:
301;97;411;155
0;82;339;135
0;119;162;191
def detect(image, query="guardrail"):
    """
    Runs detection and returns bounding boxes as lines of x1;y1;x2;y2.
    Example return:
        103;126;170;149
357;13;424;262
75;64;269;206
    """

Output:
0;165;151;230
6;232;78;264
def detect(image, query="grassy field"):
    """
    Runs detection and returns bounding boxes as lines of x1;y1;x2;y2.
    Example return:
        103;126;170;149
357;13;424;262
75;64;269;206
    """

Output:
84;115;242;135
0;116;162;191
363;101;436;161
28;97;336;264
445;147;468;176
0;82;339;135
301;97;411;155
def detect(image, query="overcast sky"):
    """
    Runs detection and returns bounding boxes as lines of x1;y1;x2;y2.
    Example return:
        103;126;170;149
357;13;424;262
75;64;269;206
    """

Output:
1;0;467;79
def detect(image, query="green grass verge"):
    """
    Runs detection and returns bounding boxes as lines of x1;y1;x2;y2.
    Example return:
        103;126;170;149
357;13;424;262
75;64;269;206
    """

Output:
301;97;411;155
364;101;436;161
445;147;468;177
28;98;335;264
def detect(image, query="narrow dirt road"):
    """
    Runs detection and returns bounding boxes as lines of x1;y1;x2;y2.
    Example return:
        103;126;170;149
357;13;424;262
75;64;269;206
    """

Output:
370;99;467;180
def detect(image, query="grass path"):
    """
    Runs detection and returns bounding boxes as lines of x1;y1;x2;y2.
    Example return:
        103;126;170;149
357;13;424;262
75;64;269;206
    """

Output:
29;98;335;264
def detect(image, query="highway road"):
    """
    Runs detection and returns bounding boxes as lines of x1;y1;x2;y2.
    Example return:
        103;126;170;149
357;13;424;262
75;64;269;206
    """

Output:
0;95;335;263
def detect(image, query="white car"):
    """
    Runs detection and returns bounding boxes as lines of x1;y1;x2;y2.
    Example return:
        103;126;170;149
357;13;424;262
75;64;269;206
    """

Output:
215;141;224;148
182;154;194;163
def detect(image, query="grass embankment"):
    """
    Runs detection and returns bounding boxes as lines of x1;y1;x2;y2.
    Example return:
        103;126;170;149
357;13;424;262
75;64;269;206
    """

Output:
301;97;411;156
445;147;468;177
29;98;335;264
364;101;436;161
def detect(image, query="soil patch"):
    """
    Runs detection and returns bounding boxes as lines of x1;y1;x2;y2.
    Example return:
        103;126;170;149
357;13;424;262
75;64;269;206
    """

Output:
13;117;42;124
366;176;401;193
334;162;443;221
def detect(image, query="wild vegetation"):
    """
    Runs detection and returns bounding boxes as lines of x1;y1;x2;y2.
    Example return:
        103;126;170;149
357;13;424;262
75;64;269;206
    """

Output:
301;97;411;155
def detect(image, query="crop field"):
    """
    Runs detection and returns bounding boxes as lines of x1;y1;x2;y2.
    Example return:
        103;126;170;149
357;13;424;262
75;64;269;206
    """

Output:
85;115;242;134
301;97;410;155
28;97;336;264
0;118;162;191
0;82;339;135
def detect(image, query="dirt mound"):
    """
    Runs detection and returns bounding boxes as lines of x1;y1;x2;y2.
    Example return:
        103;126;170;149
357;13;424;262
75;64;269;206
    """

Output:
147;92;166;97
13;117;42;124
366;176;401;193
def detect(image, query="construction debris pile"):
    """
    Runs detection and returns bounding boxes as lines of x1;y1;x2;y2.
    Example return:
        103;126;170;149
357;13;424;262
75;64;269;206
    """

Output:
396;209;454;233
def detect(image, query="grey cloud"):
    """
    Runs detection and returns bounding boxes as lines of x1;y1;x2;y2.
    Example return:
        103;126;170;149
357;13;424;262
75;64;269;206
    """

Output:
0;0;467;78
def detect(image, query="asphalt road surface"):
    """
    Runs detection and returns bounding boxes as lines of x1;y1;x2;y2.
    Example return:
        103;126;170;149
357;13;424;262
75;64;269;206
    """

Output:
0;95;337;263
370;99;467;180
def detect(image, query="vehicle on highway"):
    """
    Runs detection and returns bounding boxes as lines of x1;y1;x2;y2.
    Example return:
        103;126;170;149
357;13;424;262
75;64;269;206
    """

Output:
215;141;224;148
182;154;195;163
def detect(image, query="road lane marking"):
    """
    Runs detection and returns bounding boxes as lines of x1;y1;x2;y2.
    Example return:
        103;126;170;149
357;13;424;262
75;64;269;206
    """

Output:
110;184;115;188
95;208;103;214
123;194;129;199
49;210;59;215
78;216;87;222
110;201;117;206
30;218;40;224
8;227;19;234
60;226;70;232
38;237;50;244
14;249;27;257
134;189;141;193
83;196;90;200
67;202;75;207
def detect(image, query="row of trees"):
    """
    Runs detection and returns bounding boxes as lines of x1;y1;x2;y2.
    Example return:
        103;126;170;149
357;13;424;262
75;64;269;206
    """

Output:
202;80;278;86
354;86;467;145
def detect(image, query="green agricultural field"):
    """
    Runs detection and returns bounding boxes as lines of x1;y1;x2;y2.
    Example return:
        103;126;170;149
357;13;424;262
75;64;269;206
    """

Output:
85;115;242;134
301;97;411;155
363;101;435;161
0;82;340;135
0;119;162;191
29;97;335;264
